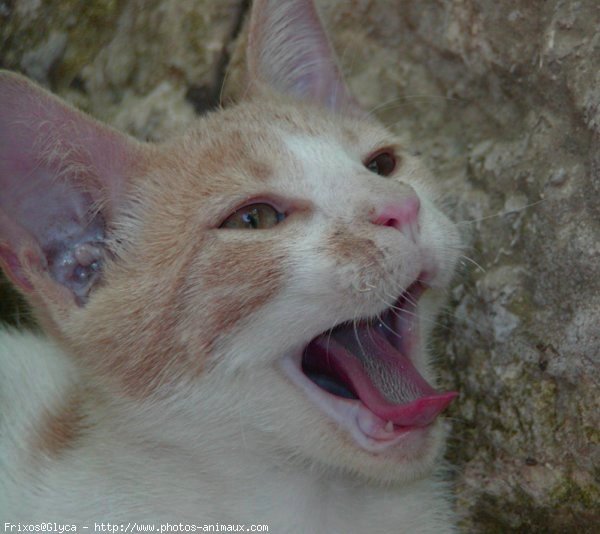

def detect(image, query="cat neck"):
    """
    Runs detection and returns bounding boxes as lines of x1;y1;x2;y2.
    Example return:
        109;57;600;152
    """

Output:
82;380;455;530
81;404;455;529
1;329;454;529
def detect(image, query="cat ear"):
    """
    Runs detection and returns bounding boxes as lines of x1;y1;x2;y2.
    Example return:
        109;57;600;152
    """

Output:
0;70;145;316
246;0;360;113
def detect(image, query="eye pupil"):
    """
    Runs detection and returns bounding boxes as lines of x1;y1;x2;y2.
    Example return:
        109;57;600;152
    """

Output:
221;203;284;230
242;208;259;228
365;151;396;177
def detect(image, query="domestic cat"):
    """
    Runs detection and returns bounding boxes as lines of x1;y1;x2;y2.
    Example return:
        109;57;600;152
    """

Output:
0;0;461;530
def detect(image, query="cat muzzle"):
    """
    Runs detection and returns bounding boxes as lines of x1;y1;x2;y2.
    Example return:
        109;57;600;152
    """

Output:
281;280;457;451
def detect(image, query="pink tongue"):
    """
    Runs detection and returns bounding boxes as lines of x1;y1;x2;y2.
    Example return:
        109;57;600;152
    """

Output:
311;327;457;427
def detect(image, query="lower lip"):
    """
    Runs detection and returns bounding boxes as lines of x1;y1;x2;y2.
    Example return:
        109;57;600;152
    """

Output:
280;353;434;453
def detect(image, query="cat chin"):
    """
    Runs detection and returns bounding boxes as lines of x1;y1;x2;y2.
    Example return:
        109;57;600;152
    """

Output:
312;420;447;485
272;399;446;486
274;353;446;479
280;354;433;452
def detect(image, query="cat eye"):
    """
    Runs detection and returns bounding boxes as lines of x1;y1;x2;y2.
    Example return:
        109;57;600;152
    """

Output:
365;150;397;177
220;203;285;229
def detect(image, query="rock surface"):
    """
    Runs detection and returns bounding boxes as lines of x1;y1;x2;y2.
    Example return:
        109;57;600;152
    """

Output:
1;0;598;531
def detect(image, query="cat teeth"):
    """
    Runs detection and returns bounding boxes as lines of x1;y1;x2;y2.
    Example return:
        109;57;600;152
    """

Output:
385;420;394;433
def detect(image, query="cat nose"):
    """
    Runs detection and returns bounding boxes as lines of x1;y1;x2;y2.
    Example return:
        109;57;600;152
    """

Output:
371;195;420;242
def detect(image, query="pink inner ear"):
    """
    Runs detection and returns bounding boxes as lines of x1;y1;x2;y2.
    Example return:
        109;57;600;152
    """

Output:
0;71;139;304
0;242;35;292
247;0;361;113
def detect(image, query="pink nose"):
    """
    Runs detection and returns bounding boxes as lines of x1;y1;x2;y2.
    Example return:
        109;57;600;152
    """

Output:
372;196;420;240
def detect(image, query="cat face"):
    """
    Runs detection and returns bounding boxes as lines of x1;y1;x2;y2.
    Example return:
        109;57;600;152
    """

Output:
0;0;459;483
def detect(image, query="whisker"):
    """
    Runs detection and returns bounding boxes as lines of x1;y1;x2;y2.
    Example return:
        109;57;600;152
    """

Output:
367;94;463;118
456;199;545;226
325;324;336;370
365;314;382;351
380;288;451;333
458;255;487;274
372;304;405;345
392;306;453;334
386;283;421;310
353;315;369;362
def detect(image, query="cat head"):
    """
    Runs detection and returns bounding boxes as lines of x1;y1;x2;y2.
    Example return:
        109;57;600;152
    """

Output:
0;0;460;483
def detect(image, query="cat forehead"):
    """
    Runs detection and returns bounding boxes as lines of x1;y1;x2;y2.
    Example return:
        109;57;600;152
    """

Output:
167;101;392;186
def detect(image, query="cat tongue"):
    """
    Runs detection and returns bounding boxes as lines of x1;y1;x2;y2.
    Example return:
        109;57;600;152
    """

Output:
310;325;457;427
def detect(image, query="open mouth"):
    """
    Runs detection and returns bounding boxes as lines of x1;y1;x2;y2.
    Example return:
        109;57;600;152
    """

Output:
281;280;457;452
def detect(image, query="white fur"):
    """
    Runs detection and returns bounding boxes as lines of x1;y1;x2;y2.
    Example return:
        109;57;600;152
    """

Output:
0;327;455;530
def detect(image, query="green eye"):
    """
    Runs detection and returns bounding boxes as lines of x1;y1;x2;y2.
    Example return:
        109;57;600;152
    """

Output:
220;203;285;229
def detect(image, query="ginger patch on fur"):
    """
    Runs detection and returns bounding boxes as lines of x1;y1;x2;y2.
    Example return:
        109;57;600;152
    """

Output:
327;226;382;265
34;389;86;458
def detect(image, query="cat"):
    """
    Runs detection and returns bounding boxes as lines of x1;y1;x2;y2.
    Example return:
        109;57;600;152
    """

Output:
0;0;461;530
